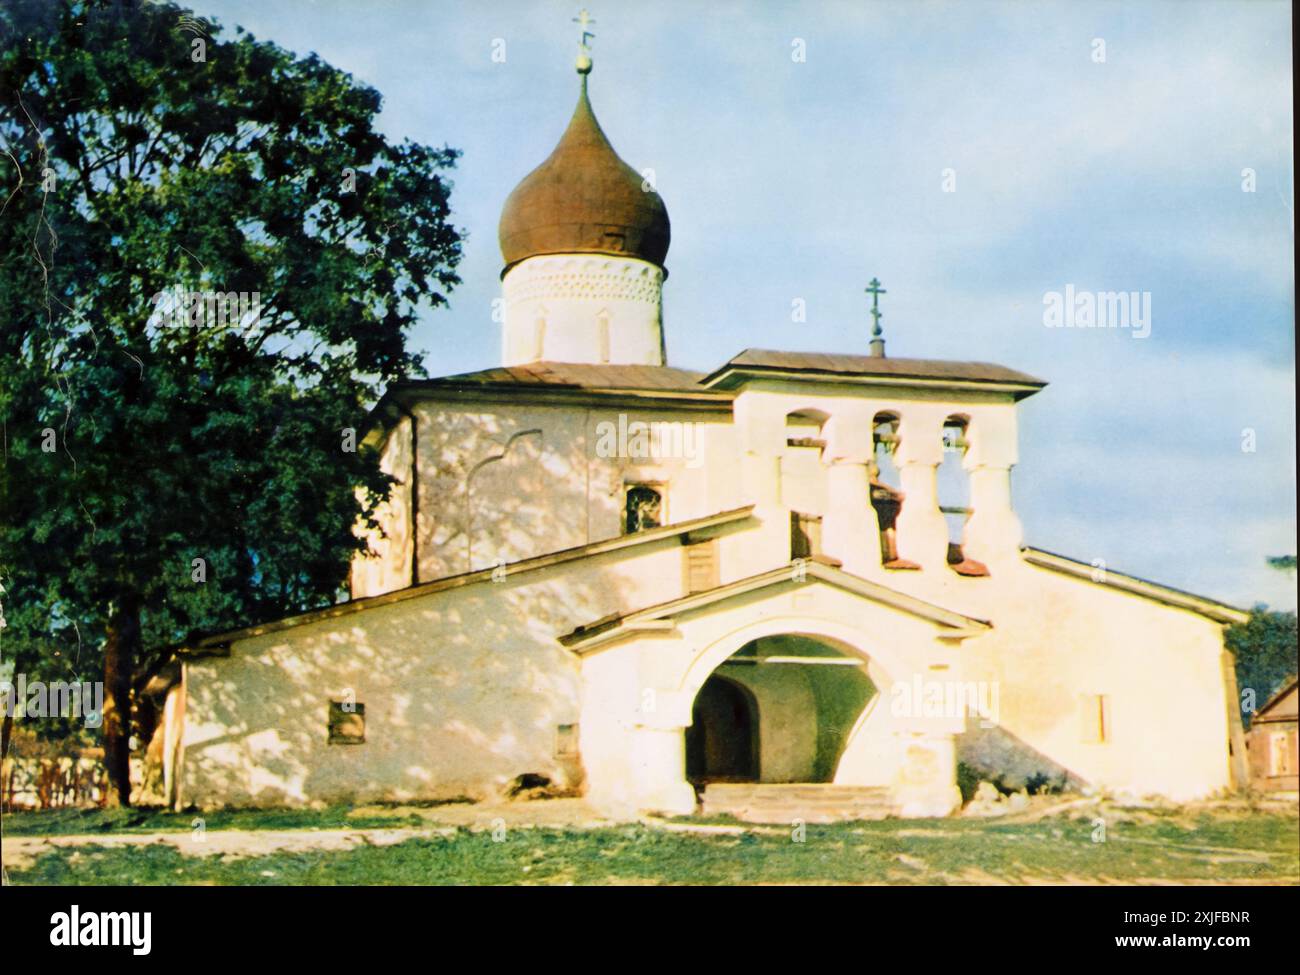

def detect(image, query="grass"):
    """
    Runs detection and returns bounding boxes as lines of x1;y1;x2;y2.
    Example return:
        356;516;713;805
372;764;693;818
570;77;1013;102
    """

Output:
4;806;1297;885
0;801;449;836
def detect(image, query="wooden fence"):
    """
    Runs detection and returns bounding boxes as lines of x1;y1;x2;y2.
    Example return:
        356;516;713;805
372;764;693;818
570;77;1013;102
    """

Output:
1;755;109;810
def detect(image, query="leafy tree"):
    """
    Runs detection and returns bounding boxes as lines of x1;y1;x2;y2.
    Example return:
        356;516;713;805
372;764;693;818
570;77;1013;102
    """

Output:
1227;560;1298;728
0;0;461;803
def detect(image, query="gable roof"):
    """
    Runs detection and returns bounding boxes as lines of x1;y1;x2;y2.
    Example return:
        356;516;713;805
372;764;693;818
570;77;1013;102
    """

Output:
1022;547;1250;624
181;506;755;652
1254;677;1298;723
701;348;1047;398
559;560;991;653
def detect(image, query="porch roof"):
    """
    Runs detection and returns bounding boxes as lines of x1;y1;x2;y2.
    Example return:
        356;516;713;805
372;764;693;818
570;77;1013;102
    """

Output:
558;559;991;654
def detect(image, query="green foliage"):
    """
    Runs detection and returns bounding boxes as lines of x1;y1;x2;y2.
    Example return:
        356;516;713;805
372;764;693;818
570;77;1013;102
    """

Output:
1226;607;1298;726
955;761;982;803
1023;771;1067;796
0;1;461;736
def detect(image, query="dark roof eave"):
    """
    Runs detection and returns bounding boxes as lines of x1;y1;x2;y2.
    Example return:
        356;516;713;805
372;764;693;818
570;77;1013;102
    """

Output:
700;353;1047;399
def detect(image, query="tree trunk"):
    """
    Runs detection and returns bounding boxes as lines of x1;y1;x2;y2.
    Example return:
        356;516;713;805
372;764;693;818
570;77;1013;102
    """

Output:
102;591;141;807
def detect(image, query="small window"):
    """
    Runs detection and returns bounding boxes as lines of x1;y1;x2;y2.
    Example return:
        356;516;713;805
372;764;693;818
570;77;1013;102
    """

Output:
532;314;546;361
597;310;611;364
556;724;580;759
328;701;366;744
684;537;720;593
790;511;822;560
1079;694;1109;744
624;483;663;534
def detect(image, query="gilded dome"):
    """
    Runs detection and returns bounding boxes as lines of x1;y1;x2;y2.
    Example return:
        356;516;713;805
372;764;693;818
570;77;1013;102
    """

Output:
498;74;670;273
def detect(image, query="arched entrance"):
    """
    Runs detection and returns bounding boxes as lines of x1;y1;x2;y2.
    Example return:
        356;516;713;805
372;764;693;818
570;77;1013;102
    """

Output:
686;675;759;783
686;636;879;786
574;607;968;819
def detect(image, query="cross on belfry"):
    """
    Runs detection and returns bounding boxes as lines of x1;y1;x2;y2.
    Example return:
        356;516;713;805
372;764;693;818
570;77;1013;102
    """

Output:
865;277;887;336
865;277;888;356
573;8;596;54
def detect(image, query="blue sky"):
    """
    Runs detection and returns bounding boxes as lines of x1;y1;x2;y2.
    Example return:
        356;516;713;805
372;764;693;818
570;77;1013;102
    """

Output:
195;0;1295;610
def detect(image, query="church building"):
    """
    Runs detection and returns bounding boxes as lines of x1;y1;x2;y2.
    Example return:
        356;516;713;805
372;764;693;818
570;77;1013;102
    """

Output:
150;43;1250;820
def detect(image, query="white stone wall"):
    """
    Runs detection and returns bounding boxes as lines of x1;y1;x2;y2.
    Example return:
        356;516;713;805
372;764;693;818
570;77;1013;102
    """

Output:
501;254;666;366
351;398;739;590
182;537;691;808
953;564;1235;800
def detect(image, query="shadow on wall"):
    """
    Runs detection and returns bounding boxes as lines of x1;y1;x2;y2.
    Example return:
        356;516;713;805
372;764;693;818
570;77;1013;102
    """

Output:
957;717;1088;794
182;538;656;807
419;405;699;579
185;402;723;808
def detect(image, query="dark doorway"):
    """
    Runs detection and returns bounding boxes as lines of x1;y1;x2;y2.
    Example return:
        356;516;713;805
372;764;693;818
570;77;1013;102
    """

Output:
686;675;759;783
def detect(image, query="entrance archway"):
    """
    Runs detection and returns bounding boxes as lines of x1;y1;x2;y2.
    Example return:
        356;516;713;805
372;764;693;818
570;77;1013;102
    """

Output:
686;635;880;785
577;607;968;818
686;674;759;783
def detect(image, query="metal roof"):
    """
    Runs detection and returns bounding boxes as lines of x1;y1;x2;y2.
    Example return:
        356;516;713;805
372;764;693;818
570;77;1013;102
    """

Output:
416;361;713;393
703;348;1047;392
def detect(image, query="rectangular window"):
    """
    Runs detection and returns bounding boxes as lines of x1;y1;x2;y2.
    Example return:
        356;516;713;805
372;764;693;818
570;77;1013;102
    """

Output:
624;483;664;534
328;701;366;744
684;537;720;593
1079;694;1109;744
556;724;580;759
790;511;822;560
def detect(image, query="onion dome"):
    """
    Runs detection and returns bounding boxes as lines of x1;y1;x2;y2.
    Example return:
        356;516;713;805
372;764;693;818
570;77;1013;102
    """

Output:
498;67;671;273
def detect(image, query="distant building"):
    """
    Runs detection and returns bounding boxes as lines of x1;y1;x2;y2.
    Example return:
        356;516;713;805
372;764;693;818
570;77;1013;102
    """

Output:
1248;678;1298;794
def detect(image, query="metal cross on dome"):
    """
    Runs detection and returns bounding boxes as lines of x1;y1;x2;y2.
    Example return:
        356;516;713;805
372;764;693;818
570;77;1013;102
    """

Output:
574;8;596;54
